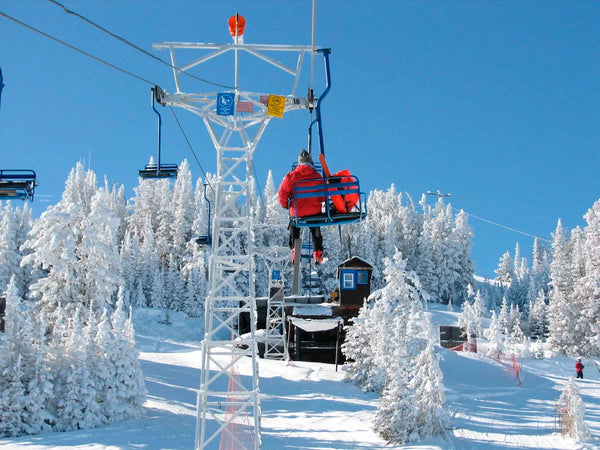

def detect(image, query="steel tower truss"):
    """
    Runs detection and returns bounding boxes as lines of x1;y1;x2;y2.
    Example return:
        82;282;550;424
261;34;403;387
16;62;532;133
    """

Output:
153;40;313;449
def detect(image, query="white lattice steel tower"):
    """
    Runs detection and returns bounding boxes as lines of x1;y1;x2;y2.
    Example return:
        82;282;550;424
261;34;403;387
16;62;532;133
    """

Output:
153;19;315;449
264;269;288;360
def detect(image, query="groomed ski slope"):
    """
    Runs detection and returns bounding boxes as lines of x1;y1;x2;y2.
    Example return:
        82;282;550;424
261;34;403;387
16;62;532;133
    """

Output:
1;307;599;449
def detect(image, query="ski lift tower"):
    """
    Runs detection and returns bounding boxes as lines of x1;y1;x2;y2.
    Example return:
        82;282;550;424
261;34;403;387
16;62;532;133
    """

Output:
154;16;317;450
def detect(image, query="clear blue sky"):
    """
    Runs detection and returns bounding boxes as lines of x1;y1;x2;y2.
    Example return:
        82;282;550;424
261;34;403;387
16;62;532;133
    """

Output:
1;0;598;278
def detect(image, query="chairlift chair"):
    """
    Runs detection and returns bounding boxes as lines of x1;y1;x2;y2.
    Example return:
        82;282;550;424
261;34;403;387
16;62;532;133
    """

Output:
0;169;37;201
139;86;178;179
195;183;213;246
139;163;178;179
288;174;367;227
288;48;367;229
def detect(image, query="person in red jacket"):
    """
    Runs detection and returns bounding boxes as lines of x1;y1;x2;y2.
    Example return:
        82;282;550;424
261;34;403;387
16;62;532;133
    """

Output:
278;149;325;264
576;359;584;379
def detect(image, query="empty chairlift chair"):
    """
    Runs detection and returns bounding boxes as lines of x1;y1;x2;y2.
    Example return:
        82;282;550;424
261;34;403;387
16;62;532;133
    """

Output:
139;86;178;180
0;169;37;201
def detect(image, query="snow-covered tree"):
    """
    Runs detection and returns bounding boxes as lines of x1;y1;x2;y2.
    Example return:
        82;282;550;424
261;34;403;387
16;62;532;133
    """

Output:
495;251;514;284
529;289;548;340
108;291;147;421
342;299;374;388
484;310;504;358
574;200;600;355
498;296;510;335
472;289;488;320
408;320;448;439
55;305;100;431
0;277;45;437
458;300;478;349
0;202;32;294
557;377;590;441
547;219;579;354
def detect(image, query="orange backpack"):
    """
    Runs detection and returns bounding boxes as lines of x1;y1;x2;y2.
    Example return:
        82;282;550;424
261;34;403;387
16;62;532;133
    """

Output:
330;169;359;213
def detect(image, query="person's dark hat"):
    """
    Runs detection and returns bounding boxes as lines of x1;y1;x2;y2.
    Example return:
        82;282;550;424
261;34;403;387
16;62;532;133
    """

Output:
298;149;313;165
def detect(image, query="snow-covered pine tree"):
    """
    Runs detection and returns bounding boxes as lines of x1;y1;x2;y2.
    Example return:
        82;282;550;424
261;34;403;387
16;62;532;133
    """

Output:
557;377;590;441
508;250;530;312
574;200;600;355
109;290;147;421
56;305;101;431
372;313;419;445
498;296;510;335
547;219;579;355
458;299;478;350
90;307;118;425
484;310;504;359
170;159;194;262
495;251;514;284
447;209;475;303
529;289;548;340
341;298;375;389
0;202;32;294
0;277;41;437
80;187;124;311
508;316;526;356
140;215;160;307
409;335;448;439
0;354;26;437
120;229;144;308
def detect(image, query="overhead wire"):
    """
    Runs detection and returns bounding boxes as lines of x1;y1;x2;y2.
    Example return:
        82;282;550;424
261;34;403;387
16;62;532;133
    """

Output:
168;106;214;193
462;210;551;243
1;7;219;184
0;10;157;86
46;0;234;90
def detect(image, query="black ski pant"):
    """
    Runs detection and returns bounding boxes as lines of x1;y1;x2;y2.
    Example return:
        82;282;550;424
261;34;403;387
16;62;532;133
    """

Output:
289;224;323;253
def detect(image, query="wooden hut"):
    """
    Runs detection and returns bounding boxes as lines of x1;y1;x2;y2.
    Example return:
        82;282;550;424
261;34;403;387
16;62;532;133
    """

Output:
336;256;373;308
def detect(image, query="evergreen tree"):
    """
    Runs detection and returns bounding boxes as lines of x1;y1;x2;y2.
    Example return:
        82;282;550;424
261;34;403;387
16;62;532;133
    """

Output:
91;308;118;424
410;337;448;439
458;300;478;349
484;311;504;358
547;219;579;354
498;296;510;335
372;315;419;445
342;299;376;389
56;306;100;430
529;290;548;340
557;377;590;441
472;289;488;320
0;202;32;294
170;159;194;262
0;278;40;437
574;200;600;355
495;251;514;284
109;291;147;421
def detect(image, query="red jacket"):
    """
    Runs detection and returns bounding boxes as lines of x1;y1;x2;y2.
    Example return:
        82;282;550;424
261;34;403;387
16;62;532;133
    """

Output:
576;361;584;372
278;163;325;218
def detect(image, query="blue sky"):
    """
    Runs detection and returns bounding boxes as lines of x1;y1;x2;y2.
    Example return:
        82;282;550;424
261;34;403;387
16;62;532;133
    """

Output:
1;0;598;278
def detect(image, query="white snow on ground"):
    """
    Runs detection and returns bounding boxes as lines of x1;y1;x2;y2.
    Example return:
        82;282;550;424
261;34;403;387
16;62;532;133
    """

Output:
1;306;600;449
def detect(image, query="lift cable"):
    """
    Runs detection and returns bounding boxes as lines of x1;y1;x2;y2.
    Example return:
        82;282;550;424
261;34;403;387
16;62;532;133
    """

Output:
0;10;156;86
462;210;551;243
168;106;214;194
47;0;234;90
253;165;263;203
427;192;551;243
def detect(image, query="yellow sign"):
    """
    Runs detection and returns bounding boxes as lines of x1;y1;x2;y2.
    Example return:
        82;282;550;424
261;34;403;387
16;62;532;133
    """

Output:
267;95;285;118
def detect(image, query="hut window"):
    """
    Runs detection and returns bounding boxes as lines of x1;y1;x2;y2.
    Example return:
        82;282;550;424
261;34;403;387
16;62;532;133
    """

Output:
341;270;356;289
357;270;369;285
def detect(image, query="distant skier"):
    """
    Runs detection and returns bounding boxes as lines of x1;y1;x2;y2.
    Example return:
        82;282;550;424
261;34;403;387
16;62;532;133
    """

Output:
575;359;584;379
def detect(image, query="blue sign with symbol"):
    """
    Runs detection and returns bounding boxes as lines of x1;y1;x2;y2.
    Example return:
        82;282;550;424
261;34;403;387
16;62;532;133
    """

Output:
217;93;234;116
272;270;281;281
